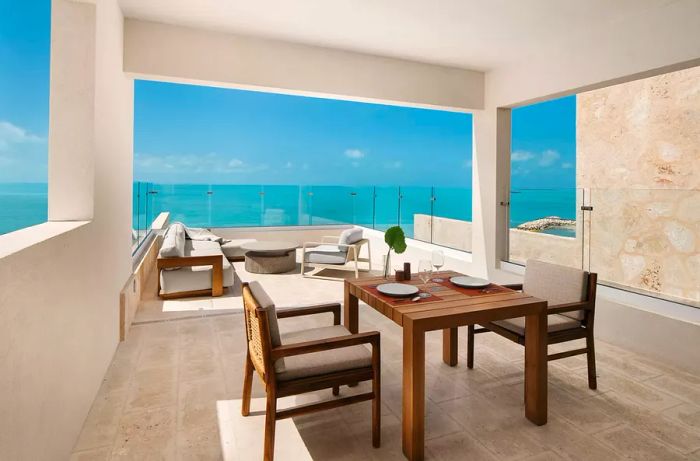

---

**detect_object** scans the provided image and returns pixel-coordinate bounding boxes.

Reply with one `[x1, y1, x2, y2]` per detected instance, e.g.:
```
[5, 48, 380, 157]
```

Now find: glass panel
[209, 184, 262, 228]
[507, 187, 584, 269]
[261, 185, 299, 226]
[373, 186, 399, 232]
[399, 186, 433, 240]
[431, 187, 473, 251]
[305, 186, 355, 225]
[589, 188, 699, 307]
[152, 184, 211, 227]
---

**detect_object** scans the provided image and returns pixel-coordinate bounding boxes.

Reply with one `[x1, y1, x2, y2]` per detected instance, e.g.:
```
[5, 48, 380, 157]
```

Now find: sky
[0, 0, 576, 189]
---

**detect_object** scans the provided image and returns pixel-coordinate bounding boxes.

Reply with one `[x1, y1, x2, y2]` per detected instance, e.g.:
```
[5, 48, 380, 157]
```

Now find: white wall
[123, 19, 485, 111]
[0, 1, 133, 459]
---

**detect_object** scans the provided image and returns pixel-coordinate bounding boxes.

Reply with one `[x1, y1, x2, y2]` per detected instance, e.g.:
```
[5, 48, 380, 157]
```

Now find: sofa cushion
[492, 314, 580, 336]
[275, 325, 372, 381]
[247, 281, 281, 348]
[338, 228, 363, 247]
[159, 223, 186, 258]
[186, 239, 223, 255]
[159, 256, 234, 294]
[304, 245, 348, 265]
[221, 239, 257, 259]
[524, 259, 588, 320]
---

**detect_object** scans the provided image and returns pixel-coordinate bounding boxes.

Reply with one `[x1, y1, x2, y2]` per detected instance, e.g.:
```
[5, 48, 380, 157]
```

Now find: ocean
[2, 183, 577, 238]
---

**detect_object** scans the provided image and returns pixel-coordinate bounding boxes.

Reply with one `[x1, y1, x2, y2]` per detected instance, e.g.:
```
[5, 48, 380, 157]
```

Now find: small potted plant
[383, 225, 407, 277]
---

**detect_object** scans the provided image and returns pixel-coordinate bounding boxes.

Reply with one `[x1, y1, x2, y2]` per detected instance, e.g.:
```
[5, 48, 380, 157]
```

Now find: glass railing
[143, 183, 474, 251]
[132, 181, 157, 253]
[588, 188, 699, 308]
[506, 188, 585, 270]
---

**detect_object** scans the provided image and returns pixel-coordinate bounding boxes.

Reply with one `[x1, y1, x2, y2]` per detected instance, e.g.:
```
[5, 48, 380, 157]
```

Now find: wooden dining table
[344, 271, 548, 461]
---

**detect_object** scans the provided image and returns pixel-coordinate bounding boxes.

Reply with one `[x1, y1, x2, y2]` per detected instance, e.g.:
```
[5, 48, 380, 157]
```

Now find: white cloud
[135, 152, 268, 176]
[538, 149, 560, 167]
[511, 150, 535, 162]
[344, 148, 365, 159]
[0, 121, 43, 151]
[561, 162, 574, 169]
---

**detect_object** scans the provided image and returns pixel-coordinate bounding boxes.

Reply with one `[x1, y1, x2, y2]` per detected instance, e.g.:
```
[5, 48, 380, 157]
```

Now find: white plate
[376, 283, 419, 298]
[450, 276, 490, 289]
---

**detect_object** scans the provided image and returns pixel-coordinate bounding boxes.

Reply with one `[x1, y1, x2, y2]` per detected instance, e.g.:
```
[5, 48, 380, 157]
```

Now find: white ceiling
[118, 0, 678, 71]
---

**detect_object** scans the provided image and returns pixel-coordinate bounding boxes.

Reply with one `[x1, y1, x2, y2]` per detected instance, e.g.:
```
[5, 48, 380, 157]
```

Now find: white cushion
[275, 325, 372, 381]
[304, 245, 348, 265]
[338, 228, 363, 247]
[159, 256, 235, 294]
[159, 223, 186, 258]
[221, 239, 257, 259]
[493, 314, 580, 336]
[524, 259, 588, 321]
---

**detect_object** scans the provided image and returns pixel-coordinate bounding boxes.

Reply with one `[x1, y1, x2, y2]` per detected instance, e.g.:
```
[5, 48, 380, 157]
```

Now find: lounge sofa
[157, 223, 235, 299]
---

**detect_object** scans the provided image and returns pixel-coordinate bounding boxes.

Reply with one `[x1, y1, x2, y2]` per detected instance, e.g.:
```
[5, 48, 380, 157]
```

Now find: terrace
[1, 1, 699, 461]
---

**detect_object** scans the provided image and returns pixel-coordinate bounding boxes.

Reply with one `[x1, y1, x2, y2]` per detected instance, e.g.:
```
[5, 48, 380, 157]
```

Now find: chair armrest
[503, 283, 523, 291]
[271, 331, 380, 360]
[547, 301, 592, 315]
[303, 242, 353, 249]
[276, 303, 341, 325]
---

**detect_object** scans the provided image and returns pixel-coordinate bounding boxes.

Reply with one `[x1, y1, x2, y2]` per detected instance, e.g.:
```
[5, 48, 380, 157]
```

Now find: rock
[516, 216, 576, 232]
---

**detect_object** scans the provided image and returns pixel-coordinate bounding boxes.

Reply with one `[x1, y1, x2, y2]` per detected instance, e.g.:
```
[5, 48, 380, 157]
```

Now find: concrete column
[471, 103, 512, 277]
[48, 0, 96, 221]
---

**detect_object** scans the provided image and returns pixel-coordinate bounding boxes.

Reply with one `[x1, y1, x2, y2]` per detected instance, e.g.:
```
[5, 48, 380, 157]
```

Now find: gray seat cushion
[304, 244, 348, 265]
[221, 239, 257, 259]
[275, 325, 372, 381]
[492, 314, 580, 336]
[524, 259, 588, 320]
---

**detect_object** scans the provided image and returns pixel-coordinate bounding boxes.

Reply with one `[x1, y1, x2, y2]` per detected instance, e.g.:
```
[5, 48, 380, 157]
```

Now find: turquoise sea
[2, 183, 577, 238]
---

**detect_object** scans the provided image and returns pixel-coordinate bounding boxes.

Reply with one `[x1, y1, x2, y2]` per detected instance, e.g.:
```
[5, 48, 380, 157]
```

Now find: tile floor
[70, 259, 700, 460]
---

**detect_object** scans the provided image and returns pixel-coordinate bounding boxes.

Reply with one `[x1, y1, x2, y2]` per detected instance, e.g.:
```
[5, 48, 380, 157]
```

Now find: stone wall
[578, 66, 699, 305]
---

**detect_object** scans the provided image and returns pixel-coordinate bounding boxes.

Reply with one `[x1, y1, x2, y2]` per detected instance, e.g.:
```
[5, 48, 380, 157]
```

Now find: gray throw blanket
[173, 222, 231, 244]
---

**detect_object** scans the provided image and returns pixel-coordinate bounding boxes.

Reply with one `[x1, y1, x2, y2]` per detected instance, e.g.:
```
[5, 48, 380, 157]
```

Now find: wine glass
[431, 250, 445, 282]
[418, 260, 433, 298]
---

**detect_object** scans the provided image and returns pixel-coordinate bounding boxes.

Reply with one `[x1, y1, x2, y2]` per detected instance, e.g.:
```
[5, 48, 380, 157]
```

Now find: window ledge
[0, 221, 90, 259]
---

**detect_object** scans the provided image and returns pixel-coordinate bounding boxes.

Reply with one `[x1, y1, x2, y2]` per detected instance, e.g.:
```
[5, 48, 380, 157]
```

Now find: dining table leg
[442, 327, 458, 366]
[524, 308, 548, 425]
[344, 286, 359, 334]
[402, 319, 425, 461]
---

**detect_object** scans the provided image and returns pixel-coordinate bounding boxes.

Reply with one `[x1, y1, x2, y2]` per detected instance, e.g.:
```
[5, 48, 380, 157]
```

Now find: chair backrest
[242, 282, 281, 382]
[523, 259, 596, 321]
[338, 228, 364, 250]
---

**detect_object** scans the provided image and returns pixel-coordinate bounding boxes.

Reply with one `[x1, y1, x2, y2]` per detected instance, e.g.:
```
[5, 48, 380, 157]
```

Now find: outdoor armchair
[301, 227, 372, 278]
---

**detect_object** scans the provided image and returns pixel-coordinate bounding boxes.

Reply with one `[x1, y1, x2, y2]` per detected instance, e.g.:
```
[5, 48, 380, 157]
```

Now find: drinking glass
[418, 260, 433, 298]
[431, 249, 445, 282]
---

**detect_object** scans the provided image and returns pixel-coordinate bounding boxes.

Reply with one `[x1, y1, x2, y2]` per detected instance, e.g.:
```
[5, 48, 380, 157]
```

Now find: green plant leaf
[384, 226, 407, 254]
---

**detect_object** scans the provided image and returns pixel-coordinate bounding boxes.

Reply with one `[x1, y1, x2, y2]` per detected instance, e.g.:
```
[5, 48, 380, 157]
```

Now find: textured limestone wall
[578, 66, 699, 305]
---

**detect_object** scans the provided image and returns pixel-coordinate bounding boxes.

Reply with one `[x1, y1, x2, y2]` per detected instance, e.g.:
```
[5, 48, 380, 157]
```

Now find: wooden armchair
[301, 236, 372, 278]
[467, 259, 599, 389]
[241, 281, 381, 460]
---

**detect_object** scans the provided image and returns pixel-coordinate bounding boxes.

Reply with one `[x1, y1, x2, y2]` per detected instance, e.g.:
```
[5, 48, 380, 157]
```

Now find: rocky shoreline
[516, 216, 576, 232]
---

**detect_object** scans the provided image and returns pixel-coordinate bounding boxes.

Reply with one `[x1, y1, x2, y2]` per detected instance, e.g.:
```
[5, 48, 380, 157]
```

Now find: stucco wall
[0, 1, 134, 459]
[578, 66, 700, 305]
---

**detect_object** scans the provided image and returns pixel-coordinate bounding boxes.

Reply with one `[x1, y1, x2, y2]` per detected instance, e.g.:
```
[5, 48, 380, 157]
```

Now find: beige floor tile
[112, 407, 177, 460]
[425, 432, 498, 461]
[69, 446, 112, 461]
[596, 424, 687, 461]
[126, 378, 178, 413]
[644, 373, 700, 404]
[74, 389, 128, 451]
[662, 403, 700, 431]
